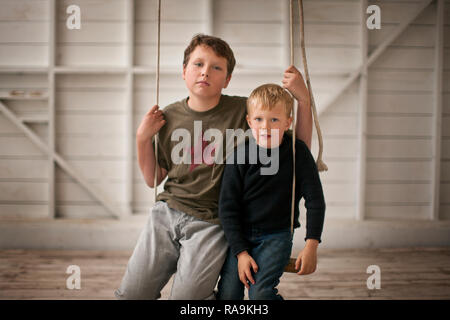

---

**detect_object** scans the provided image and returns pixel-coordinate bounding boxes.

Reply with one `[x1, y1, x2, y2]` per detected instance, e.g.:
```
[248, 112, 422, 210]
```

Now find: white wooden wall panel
[368, 116, 432, 136]
[371, 48, 435, 69]
[0, 0, 49, 66]
[319, 115, 358, 136]
[135, 0, 206, 67]
[0, 67, 49, 219]
[325, 93, 359, 113]
[56, 91, 126, 111]
[370, 25, 436, 47]
[56, 1, 127, 66]
[217, 23, 283, 45]
[0, 115, 19, 135]
[367, 183, 431, 203]
[0, 1, 49, 20]
[56, 204, 110, 219]
[135, 45, 186, 67]
[57, 46, 127, 67]
[322, 183, 356, 203]
[365, 0, 444, 222]
[6, 101, 48, 121]
[215, 0, 283, 22]
[134, 90, 187, 115]
[1, 136, 45, 156]
[57, 22, 126, 43]
[0, 22, 48, 42]
[367, 160, 432, 181]
[297, 24, 361, 46]
[56, 180, 126, 203]
[0, 155, 49, 217]
[136, 22, 206, 44]
[0, 73, 48, 89]
[57, 114, 125, 134]
[368, 70, 434, 91]
[311, 137, 359, 159]
[376, 0, 436, 24]
[0, 182, 48, 202]
[294, 47, 362, 72]
[53, 72, 126, 218]
[0, 204, 48, 219]
[58, 0, 126, 20]
[367, 139, 432, 158]
[365, 205, 430, 220]
[295, 1, 360, 23]
[320, 161, 357, 182]
[291, 0, 361, 75]
[55, 163, 128, 218]
[445, 71, 450, 91]
[0, 158, 48, 179]
[56, 136, 125, 158]
[135, 0, 206, 21]
[368, 93, 433, 114]
[134, 74, 186, 96]
[441, 140, 450, 158]
[28, 123, 48, 139]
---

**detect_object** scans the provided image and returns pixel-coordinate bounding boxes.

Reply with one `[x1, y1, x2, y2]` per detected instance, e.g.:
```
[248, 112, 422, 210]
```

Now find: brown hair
[183, 34, 236, 77]
[247, 83, 294, 118]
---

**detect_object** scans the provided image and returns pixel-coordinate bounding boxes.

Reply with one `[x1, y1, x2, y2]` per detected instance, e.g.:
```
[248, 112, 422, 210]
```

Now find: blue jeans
[217, 229, 293, 300]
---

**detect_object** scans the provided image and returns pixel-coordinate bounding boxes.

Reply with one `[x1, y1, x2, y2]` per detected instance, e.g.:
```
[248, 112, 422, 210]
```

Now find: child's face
[182, 45, 231, 101]
[246, 102, 292, 148]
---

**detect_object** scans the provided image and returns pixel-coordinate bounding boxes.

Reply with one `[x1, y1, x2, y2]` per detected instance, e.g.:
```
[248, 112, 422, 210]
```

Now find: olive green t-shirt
[155, 94, 249, 224]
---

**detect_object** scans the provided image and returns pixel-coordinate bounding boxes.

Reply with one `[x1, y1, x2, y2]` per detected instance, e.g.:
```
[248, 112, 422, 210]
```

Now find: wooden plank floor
[0, 247, 449, 300]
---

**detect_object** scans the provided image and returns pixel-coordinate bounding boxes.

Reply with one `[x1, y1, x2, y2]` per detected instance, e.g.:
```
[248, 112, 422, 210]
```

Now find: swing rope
[298, 0, 328, 173]
[154, 0, 161, 202]
[289, 0, 328, 232]
[289, 0, 297, 235]
[285, 0, 327, 273]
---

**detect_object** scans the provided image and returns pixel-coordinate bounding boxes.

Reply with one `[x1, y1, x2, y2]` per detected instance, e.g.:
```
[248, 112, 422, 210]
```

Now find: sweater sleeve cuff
[304, 236, 322, 244]
[231, 242, 251, 257]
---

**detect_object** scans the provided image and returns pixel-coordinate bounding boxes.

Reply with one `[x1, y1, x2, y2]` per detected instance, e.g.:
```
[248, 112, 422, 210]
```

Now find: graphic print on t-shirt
[186, 131, 217, 172]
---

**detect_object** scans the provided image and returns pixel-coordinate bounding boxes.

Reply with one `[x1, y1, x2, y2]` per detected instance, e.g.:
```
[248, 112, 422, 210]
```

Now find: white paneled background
[0, 0, 449, 249]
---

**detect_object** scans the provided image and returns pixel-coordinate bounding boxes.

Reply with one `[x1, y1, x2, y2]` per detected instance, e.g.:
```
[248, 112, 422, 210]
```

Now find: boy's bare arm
[295, 239, 319, 275]
[296, 99, 312, 150]
[282, 65, 313, 150]
[136, 105, 167, 188]
[136, 136, 167, 187]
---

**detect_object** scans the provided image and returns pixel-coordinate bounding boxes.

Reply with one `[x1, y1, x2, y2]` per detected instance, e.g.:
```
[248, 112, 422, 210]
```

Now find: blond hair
[247, 84, 294, 117]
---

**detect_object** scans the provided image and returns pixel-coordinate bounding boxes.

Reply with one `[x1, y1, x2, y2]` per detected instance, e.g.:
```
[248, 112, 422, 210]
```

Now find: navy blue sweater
[218, 134, 326, 256]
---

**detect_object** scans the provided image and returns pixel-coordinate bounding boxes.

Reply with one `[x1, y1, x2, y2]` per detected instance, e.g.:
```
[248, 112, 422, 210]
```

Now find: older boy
[217, 84, 325, 300]
[115, 34, 312, 300]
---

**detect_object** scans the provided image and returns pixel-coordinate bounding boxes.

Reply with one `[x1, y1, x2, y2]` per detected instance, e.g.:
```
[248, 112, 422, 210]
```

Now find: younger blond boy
[217, 84, 325, 300]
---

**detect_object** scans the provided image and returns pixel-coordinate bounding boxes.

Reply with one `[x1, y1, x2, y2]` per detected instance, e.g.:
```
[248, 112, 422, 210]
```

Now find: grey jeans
[114, 201, 228, 300]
